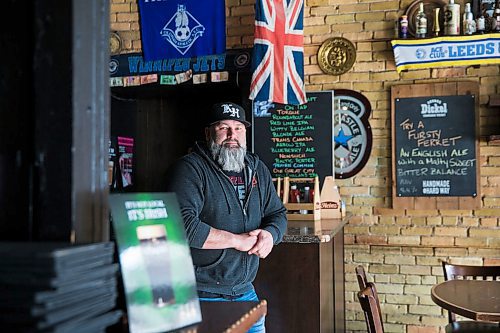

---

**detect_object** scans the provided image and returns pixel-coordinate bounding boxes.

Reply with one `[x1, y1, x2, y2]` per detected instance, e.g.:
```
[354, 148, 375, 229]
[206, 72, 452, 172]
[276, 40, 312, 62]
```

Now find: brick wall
[110, 1, 500, 332]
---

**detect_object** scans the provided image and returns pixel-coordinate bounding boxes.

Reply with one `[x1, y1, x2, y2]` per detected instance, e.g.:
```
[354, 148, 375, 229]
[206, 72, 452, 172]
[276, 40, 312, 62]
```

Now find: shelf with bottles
[396, 0, 500, 40]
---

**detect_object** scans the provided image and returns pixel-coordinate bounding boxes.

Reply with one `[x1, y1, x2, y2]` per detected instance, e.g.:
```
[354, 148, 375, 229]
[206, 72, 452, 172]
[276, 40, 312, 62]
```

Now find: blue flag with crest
[138, 0, 226, 61]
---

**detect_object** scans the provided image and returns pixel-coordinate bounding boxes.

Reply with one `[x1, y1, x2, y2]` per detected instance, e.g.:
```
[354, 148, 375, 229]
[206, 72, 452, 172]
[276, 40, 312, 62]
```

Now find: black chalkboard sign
[252, 91, 333, 183]
[394, 95, 476, 197]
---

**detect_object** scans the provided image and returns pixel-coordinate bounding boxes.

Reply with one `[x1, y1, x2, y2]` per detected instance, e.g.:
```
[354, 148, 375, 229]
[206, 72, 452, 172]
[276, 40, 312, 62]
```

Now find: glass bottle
[463, 3, 476, 35]
[400, 15, 409, 38]
[303, 186, 311, 203]
[476, 10, 486, 33]
[444, 0, 461, 35]
[289, 184, 300, 203]
[300, 186, 311, 214]
[416, 2, 428, 38]
[494, 0, 500, 32]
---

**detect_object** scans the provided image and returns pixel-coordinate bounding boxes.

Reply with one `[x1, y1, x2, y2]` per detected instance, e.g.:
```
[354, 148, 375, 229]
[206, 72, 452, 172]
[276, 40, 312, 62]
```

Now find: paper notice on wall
[117, 136, 134, 188]
[193, 73, 208, 84]
[123, 76, 142, 86]
[160, 75, 177, 85]
[110, 77, 124, 87]
[175, 69, 193, 84]
[140, 74, 158, 84]
[211, 71, 229, 82]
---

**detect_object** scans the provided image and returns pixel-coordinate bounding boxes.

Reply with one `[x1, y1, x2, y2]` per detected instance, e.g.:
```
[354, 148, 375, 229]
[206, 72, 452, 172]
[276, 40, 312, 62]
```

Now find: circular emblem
[109, 59, 119, 75]
[317, 37, 356, 75]
[333, 90, 372, 179]
[415, 48, 427, 59]
[234, 52, 250, 68]
[109, 32, 122, 55]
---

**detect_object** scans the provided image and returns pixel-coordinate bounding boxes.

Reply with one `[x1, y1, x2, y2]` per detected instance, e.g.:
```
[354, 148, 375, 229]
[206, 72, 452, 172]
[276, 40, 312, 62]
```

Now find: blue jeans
[199, 288, 265, 333]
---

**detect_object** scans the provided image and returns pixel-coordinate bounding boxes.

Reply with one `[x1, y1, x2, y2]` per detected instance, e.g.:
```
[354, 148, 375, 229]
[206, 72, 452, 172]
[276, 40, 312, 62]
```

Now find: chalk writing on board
[269, 97, 317, 177]
[394, 95, 476, 197]
[253, 91, 333, 182]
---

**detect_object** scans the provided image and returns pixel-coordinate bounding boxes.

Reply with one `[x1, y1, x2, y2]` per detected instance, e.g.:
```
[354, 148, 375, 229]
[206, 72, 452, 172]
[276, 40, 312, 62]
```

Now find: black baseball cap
[207, 102, 251, 128]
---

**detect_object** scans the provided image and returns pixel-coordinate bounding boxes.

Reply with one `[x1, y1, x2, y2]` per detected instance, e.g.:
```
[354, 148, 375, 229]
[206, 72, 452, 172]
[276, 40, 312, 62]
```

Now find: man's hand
[233, 233, 258, 252]
[247, 229, 274, 258]
[202, 228, 257, 251]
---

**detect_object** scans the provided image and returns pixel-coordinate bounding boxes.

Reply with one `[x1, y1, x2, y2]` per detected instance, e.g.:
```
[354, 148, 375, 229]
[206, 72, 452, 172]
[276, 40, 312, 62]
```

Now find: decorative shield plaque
[333, 90, 372, 179]
[317, 37, 356, 75]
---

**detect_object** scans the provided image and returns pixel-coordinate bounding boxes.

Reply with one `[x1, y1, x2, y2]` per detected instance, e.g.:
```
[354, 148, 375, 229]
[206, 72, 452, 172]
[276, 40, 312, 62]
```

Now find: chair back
[357, 282, 385, 333]
[356, 265, 368, 290]
[441, 261, 500, 322]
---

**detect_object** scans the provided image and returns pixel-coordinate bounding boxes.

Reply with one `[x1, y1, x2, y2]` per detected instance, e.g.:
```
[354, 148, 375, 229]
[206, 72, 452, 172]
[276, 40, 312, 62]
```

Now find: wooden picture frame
[391, 82, 480, 210]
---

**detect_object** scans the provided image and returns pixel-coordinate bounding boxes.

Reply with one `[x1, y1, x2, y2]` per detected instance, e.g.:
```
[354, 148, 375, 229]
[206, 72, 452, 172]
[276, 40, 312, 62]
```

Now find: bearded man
[165, 102, 287, 333]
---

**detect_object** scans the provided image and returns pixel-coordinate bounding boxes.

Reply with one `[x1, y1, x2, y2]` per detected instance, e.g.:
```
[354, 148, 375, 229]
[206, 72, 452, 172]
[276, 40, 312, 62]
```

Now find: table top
[282, 217, 348, 243]
[431, 280, 500, 322]
[174, 300, 267, 333]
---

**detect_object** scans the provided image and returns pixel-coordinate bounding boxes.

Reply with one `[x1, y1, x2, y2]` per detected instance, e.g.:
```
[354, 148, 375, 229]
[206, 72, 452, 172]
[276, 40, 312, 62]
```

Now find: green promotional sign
[110, 192, 201, 333]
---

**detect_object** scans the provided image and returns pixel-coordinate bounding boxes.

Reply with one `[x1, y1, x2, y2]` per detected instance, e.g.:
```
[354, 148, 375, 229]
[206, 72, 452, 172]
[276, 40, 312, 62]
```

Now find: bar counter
[283, 218, 348, 243]
[254, 217, 349, 333]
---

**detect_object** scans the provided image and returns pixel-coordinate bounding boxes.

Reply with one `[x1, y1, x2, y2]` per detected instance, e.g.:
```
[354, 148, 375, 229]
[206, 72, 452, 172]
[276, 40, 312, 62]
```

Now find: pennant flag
[138, 0, 226, 61]
[249, 0, 306, 105]
[391, 34, 500, 73]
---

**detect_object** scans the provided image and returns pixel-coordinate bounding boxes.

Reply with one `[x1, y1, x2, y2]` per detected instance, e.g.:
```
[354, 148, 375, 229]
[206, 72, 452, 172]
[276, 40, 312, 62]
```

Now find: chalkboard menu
[252, 91, 333, 183]
[394, 95, 476, 197]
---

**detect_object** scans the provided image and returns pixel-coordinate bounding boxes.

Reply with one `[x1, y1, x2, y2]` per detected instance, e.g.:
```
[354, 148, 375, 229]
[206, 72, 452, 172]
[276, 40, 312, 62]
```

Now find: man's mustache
[222, 139, 241, 147]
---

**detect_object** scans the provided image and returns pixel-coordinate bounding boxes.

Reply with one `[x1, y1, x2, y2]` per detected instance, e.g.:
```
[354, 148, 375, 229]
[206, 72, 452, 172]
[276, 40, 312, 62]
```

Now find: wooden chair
[355, 265, 368, 290]
[357, 282, 385, 333]
[441, 261, 500, 333]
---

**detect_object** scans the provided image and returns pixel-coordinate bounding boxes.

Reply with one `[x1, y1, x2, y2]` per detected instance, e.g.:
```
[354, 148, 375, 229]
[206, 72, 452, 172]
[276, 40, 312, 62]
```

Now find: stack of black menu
[0, 242, 123, 333]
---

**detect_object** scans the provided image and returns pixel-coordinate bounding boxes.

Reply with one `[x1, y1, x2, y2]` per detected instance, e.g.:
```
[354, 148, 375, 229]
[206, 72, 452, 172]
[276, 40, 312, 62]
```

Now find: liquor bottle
[415, 2, 428, 38]
[476, 10, 486, 33]
[400, 15, 409, 38]
[444, 0, 461, 35]
[289, 184, 300, 203]
[463, 3, 477, 35]
[494, 0, 500, 32]
[300, 186, 311, 214]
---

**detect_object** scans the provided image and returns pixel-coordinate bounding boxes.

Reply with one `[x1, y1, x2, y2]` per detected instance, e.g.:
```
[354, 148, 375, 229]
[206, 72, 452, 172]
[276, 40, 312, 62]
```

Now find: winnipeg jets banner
[138, 0, 225, 61]
[391, 34, 500, 73]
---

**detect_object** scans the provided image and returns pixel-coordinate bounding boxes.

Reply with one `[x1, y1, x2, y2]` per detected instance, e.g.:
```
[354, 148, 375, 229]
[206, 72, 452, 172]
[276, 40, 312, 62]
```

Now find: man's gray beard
[209, 140, 246, 172]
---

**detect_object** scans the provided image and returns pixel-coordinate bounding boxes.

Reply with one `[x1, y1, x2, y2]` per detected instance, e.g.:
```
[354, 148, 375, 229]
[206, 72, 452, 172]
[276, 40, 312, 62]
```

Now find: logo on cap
[221, 104, 240, 119]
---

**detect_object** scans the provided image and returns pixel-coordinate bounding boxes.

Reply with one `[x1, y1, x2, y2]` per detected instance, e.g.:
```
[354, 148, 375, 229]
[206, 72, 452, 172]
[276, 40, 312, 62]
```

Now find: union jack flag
[249, 0, 306, 105]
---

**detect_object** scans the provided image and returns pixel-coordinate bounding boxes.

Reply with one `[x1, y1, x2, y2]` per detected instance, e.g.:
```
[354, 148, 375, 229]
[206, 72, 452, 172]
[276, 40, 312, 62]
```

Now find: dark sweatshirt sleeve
[258, 162, 288, 245]
[165, 157, 211, 248]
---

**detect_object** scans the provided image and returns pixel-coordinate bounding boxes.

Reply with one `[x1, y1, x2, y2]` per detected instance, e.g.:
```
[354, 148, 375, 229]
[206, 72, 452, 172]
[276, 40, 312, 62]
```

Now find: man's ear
[205, 127, 210, 141]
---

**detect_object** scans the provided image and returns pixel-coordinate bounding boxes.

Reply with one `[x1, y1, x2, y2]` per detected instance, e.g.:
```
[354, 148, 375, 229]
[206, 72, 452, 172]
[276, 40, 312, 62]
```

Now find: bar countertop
[282, 217, 349, 243]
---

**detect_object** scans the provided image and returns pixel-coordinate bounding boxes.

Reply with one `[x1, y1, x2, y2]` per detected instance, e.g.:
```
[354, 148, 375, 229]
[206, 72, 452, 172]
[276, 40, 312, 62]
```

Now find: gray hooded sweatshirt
[165, 142, 287, 296]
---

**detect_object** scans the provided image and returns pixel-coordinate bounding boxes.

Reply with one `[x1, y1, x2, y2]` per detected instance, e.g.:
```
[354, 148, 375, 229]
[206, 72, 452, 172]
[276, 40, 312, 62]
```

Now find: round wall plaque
[317, 37, 356, 75]
[110, 32, 122, 55]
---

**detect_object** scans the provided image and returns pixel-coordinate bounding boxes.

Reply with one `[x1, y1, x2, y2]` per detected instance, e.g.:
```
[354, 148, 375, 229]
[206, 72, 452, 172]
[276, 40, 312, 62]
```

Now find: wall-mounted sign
[391, 82, 480, 210]
[394, 94, 477, 197]
[333, 90, 372, 179]
[252, 91, 334, 185]
[109, 49, 252, 78]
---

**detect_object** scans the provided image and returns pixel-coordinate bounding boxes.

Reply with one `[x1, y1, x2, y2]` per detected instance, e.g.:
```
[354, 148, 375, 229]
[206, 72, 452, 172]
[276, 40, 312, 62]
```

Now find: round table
[431, 280, 500, 322]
